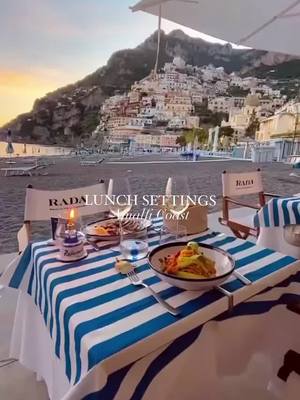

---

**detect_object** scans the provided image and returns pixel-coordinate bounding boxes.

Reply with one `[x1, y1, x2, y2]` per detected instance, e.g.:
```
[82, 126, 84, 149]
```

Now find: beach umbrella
[193, 135, 199, 161]
[131, 0, 300, 56]
[6, 130, 14, 156]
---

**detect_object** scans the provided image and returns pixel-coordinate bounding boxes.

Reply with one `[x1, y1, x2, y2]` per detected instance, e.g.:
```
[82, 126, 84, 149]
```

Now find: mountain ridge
[2, 29, 300, 144]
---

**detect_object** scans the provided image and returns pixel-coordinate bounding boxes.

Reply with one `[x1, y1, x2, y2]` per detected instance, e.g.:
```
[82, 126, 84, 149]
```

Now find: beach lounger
[286, 155, 300, 167]
[1, 163, 48, 177]
[290, 172, 300, 178]
[219, 169, 280, 239]
[285, 155, 300, 177]
[80, 158, 104, 166]
[1, 165, 38, 177]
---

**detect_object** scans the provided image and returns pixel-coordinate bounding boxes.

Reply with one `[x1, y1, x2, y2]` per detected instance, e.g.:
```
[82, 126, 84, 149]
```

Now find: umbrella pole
[291, 112, 299, 156]
[154, 5, 162, 76]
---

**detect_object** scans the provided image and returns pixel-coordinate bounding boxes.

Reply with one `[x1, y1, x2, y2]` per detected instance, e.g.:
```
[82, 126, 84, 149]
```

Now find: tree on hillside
[193, 99, 228, 128]
[220, 126, 234, 137]
[176, 135, 187, 148]
[80, 111, 100, 135]
[196, 128, 209, 145]
[210, 111, 229, 127]
[219, 126, 235, 150]
[184, 127, 208, 147]
[198, 110, 229, 127]
[245, 110, 260, 139]
[227, 86, 250, 97]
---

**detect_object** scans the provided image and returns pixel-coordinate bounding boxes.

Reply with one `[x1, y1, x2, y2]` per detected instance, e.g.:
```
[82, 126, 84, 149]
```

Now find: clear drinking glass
[54, 218, 67, 244]
[120, 228, 149, 261]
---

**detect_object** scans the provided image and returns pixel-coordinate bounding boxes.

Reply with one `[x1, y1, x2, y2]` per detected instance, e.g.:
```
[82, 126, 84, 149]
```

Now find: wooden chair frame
[18, 181, 107, 252]
[219, 169, 280, 239]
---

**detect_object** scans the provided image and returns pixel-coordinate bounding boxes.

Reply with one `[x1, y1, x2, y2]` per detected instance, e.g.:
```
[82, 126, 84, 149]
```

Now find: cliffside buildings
[97, 56, 295, 151]
[256, 102, 300, 156]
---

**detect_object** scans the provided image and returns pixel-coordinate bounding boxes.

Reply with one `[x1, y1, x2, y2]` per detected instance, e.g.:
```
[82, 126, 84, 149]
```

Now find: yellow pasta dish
[159, 241, 216, 279]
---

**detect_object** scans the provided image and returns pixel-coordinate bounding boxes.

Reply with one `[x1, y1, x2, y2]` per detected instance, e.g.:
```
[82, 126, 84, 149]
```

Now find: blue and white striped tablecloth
[1, 218, 299, 397]
[254, 197, 300, 228]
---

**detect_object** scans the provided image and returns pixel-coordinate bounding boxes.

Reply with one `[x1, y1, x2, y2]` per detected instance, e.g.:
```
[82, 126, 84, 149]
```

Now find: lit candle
[65, 208, 77, 243]
[67, 208, 76, 231]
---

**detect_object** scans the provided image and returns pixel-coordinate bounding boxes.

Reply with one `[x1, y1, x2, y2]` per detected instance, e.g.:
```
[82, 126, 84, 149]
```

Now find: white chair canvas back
[24, 183, 108, 221]
[222, 171, 264, 197]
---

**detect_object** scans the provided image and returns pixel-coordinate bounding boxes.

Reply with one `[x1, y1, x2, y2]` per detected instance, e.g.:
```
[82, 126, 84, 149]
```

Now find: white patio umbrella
[131, 0, 300, 57]
[6, 130, 14, 157]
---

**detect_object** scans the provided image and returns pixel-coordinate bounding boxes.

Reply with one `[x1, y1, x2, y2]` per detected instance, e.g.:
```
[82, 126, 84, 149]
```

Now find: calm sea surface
[0, 141, 70, 157]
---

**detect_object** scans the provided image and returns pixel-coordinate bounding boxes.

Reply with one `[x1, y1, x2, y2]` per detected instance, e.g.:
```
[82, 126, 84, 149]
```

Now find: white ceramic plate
[85, 218, 152, 241]
[148, 242, 235, 291]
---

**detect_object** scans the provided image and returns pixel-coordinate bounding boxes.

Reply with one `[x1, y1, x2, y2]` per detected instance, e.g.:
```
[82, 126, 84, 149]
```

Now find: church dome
[245, 94, 260, 107]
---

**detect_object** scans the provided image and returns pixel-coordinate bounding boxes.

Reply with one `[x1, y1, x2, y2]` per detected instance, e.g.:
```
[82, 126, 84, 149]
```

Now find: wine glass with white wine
[108, 177, 132, 229]
[165, 176, 190, 239]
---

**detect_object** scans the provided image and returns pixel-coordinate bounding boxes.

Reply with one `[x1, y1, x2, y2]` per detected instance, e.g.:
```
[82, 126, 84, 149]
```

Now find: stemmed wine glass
[108, 178, 149, 260]
[108, 178, 132, 240]
[164, 176, 190, 238]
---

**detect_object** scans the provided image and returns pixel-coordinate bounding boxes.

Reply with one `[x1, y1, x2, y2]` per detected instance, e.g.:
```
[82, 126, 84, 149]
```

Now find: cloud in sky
[0, 0, 236, 126]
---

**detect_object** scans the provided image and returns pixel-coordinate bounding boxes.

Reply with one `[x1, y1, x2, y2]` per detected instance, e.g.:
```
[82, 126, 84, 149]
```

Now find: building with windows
[208, 97, 232, 113]
[256, 105, 300, 143]
[166, 95, 194, 116]
[99, 58, 289, 152]
[228, 94, 261, 136]
[168, 117, 186, 129]
[129, 117, 153, 128]
[106, 116, 131, 130]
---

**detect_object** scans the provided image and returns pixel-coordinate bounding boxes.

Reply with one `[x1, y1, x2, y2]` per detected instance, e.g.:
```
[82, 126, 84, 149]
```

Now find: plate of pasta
[148, 241, 235, 291]
[85, 218, 151, 240]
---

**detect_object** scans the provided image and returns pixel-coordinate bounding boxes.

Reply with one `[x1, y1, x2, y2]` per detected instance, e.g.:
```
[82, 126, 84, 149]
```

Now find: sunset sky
[0, 0, 229, 127]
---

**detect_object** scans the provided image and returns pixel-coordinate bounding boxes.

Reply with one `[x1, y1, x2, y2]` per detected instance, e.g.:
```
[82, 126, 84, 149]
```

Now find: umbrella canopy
[6, 130, 14, 155]
[131, 0, 300, 56]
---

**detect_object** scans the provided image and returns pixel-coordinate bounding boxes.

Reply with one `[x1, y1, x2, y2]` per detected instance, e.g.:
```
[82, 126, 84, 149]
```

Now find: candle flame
[69, 208, 75, 220]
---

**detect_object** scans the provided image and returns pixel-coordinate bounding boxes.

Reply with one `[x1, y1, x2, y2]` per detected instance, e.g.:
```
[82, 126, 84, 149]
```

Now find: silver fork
[233, 270, 252, 286]
[127, 270, 180, 316]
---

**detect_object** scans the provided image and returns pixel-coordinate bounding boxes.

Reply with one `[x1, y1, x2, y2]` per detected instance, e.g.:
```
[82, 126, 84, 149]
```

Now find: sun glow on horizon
[0, 3, 248, 128]
[0, 68, 81, 127]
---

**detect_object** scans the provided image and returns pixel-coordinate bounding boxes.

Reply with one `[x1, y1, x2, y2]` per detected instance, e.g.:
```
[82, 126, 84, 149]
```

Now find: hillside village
[4, 28, 300, 153]
[95, 56, 300, 155]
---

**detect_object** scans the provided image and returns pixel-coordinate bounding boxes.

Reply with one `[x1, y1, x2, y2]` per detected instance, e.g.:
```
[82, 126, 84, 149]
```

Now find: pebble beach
[0, 154, 298, 254]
